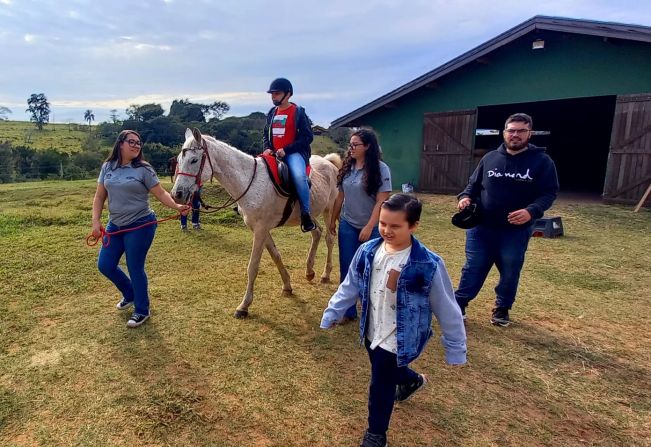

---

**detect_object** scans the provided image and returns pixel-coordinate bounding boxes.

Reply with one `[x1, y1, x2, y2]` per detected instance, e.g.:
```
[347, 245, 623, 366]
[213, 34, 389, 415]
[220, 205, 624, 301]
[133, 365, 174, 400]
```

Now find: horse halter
[174, 137, 259, 212]
[175, 140, 214, 189]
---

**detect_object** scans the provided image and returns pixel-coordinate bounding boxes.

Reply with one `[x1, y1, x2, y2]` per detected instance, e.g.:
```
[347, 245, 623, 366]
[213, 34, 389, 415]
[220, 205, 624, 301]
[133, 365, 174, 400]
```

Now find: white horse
[171, 128, 342, 318]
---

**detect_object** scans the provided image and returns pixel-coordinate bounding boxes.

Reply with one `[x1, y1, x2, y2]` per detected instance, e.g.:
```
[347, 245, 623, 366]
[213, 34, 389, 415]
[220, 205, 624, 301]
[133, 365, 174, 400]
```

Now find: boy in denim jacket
[321, 193, 467, 447]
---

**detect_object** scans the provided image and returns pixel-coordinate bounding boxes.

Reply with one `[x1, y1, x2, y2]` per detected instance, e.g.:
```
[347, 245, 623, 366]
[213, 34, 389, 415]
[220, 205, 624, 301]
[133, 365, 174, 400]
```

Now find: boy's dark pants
[365, 339, 419, 435]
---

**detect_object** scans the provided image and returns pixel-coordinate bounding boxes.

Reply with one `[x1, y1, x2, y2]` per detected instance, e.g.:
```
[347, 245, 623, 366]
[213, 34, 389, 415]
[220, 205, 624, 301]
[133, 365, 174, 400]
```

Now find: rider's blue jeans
[285, 152, 311, 215]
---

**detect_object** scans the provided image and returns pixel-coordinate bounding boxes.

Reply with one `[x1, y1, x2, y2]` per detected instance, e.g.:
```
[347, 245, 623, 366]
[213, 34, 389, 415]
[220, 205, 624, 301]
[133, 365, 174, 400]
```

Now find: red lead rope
[86, 213, 182, 248]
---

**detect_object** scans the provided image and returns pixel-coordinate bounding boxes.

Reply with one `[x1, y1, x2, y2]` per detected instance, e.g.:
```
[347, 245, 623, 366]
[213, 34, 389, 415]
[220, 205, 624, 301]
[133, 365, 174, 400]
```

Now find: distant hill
[0, 119, 343, 156]
[0, 120, 110, 153]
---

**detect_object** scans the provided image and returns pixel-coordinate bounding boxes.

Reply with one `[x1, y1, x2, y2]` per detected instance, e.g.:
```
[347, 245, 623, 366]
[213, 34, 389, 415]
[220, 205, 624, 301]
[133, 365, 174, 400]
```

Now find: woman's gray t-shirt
[98, 161, 159, 226]
[340, 161, 392, 229]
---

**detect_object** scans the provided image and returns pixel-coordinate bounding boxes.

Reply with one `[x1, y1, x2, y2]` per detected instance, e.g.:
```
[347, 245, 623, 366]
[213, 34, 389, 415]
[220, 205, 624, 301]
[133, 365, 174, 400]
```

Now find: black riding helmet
[267, 78, 293, 94]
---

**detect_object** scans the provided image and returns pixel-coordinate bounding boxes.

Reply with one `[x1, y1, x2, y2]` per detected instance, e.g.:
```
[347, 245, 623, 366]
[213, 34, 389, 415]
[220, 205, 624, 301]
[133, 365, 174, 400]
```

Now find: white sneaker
[126, 313, 150, 328]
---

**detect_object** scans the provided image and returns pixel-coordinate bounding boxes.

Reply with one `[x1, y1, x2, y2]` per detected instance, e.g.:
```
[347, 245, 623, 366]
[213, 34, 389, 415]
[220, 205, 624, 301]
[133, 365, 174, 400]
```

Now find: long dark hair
[336, 128, 383, 196]
[104, 130, 151, 169]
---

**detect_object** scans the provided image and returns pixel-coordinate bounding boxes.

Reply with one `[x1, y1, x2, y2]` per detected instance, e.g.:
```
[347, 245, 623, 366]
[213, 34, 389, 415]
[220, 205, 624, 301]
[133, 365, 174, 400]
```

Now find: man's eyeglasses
[348, 142, 365, 149]
[504, 129, 531, 135]
[126, 139, 142, 147]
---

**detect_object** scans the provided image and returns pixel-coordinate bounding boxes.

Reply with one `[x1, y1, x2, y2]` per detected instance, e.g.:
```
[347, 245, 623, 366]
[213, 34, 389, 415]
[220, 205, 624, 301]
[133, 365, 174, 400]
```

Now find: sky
[1, 0, 650, 127]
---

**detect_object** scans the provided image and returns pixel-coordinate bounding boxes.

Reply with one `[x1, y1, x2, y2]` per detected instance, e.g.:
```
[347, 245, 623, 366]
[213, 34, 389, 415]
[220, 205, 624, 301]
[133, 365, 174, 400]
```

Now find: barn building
[331, 16, 651, 204]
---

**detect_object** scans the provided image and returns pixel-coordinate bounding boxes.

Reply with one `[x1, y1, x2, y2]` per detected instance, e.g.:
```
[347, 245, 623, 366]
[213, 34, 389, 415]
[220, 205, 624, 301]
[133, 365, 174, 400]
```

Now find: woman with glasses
[91, 130, 189, 328]
[329, 128, 392, 322]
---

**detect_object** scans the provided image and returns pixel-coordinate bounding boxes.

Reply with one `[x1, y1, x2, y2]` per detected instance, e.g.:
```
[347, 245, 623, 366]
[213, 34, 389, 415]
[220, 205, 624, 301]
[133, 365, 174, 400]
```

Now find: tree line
[0, 94, 349, 184]
[0, 95, 259, 183]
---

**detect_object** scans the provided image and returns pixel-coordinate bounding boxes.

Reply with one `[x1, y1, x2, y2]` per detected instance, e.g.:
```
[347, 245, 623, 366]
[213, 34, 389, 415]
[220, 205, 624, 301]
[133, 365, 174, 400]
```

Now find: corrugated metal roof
[331, 16, 651, 127]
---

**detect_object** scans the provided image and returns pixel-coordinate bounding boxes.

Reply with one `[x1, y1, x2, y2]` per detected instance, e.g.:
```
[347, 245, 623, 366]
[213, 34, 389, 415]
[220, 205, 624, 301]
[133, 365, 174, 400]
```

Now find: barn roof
[331, 16, 651, 127]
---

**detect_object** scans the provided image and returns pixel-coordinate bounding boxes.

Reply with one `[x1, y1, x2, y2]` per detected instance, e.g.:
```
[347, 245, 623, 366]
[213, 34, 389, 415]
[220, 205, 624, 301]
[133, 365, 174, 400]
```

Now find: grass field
[0, 180, 649, 446]
[0, 120, 100, 153]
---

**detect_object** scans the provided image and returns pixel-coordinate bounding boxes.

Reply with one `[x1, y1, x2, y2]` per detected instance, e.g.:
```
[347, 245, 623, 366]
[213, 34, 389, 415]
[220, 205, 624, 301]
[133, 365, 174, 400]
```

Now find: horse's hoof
[320, 277, 331, 284]
[234, 310, 248, 319]
[282, 289, 293, 297]
[306, 272, 316, 282]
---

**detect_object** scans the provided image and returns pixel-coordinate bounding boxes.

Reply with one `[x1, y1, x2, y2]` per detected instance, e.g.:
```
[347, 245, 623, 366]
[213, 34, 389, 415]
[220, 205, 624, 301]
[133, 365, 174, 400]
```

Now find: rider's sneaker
[301, 213, 316, 232]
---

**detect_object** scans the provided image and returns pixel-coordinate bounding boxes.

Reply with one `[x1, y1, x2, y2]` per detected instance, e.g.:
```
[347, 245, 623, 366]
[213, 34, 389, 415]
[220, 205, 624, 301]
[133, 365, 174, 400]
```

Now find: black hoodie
[458, 143, 559, 228]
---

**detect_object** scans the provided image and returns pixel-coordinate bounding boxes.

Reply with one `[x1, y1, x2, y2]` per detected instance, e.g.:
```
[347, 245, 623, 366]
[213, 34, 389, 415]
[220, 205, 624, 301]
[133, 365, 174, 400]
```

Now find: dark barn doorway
[475, 96, 617, 194]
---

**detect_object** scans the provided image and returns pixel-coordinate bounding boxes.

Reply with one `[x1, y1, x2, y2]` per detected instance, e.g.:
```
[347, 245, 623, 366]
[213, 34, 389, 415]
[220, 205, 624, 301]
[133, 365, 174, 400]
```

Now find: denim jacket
[321, 236, 467, 367]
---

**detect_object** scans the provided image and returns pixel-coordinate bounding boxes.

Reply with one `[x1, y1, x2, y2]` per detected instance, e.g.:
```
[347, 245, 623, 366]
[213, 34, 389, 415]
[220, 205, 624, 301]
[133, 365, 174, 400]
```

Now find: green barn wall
[359, 32, 651, 189]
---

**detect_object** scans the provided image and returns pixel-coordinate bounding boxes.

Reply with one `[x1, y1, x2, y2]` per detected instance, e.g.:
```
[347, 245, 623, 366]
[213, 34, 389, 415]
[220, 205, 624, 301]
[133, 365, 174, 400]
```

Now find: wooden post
[634, 182, 651, 212]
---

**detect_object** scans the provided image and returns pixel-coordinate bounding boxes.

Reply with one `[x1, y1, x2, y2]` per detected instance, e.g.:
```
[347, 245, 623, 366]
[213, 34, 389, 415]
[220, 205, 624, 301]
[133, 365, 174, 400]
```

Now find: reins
[178, 140, 258, 214]
[86, 213, 182, 248]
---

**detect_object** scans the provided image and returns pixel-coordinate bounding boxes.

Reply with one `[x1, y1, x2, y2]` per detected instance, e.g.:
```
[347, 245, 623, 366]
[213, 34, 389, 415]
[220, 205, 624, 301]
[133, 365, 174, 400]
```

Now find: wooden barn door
[603, 94, 651, 204]
[420, 109, 476, 193]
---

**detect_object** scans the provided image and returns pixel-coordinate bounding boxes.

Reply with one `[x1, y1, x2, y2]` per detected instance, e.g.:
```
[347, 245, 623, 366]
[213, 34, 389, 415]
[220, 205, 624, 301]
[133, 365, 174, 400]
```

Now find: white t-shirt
[366, 243, 412, 353]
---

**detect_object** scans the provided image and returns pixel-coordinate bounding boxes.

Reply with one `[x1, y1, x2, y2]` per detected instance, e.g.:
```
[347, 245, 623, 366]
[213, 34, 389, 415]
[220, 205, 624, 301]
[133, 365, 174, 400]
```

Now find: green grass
[0, 120, 104, 153]
[0, 181, 649, 446]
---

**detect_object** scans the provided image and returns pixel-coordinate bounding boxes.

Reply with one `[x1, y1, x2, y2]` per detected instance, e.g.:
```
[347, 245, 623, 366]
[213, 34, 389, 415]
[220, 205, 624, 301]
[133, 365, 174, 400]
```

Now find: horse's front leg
[305, 221, 322, 282]
[234, 230, 267, 318]
[265, 232, 293, 296]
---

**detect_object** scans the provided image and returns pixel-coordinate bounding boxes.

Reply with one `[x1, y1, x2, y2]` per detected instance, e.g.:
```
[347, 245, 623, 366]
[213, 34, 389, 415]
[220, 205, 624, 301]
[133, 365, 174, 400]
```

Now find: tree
[125, 103, 164, 122]
[0, 106, 12, 121]
[26, 93, 50, 130]
[204, 101, 230, 120]
[169, 99, 206, 122]
[109, 109, 119, 123]
[169, 99, 230, 123]
[84, 109, 95, 131]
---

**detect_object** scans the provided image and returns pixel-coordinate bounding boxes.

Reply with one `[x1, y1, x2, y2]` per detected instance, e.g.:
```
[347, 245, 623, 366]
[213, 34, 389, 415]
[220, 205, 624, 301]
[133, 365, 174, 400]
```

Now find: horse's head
[171, 128, 213, 204]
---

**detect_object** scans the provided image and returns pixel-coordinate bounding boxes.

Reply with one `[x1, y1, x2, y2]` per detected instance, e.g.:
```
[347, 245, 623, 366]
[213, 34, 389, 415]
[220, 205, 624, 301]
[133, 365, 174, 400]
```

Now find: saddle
[258, 153, 312, 227]
[259, 153, 311, 197]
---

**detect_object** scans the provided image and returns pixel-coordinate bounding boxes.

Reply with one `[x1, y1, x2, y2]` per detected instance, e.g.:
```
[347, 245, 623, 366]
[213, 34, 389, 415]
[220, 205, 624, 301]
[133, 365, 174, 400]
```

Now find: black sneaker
[300, 213, 316, 232]
[491, 307, 510, 327]
[126, 313, 150, 328]
[116, 298, 133, 310]
[395, 373, 428, 402]
[360, 430, 387, 447]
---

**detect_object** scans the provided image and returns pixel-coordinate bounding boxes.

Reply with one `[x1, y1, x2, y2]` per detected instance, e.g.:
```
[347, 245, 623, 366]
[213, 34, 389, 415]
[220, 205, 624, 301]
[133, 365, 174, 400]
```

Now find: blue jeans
[365, 339, 419, 436]
[285, 152, 310, 215]
[455, 225, 532, 310]
[180, 192, 201, 226]
[338, 218, 380, 319]
[97, 213, 157, 316]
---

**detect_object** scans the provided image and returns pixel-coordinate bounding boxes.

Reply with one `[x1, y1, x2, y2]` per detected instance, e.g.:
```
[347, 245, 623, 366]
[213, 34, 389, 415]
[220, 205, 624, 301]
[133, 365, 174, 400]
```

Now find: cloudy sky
[1, 0, 650, 126]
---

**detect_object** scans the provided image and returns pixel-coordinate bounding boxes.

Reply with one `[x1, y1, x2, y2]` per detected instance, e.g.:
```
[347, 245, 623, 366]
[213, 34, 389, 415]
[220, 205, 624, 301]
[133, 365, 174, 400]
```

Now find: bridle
[175, 139, 258, 213]
[175, 140, 213, 188]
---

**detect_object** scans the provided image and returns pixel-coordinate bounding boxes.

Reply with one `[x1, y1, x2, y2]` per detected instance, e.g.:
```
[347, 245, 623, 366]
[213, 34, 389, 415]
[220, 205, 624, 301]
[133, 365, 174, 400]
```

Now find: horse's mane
[201, 135, 254, 160]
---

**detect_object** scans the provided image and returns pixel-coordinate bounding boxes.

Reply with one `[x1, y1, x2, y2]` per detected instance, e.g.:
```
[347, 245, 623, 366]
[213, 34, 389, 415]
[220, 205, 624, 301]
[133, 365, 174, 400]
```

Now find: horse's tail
[324, 153, 343, 170]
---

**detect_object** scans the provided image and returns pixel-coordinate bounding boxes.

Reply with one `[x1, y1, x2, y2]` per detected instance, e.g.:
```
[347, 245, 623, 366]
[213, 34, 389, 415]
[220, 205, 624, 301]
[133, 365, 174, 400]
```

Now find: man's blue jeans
[285, 152, 311, 215]
[338, 218, 380, 319]
[455, 225, 532, 310]
[98, 213, 157, 316]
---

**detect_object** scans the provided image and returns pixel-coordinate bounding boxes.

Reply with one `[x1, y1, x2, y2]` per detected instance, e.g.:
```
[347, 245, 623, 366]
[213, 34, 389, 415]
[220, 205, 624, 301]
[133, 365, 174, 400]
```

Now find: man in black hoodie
[455, 113, 559, 326]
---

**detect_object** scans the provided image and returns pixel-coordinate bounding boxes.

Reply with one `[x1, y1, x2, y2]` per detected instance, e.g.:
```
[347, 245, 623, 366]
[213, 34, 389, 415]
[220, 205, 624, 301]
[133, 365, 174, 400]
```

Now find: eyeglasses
[348, 142, 365, 149]
[126, 139, 142, 147]
[504, 129, 531, 135]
